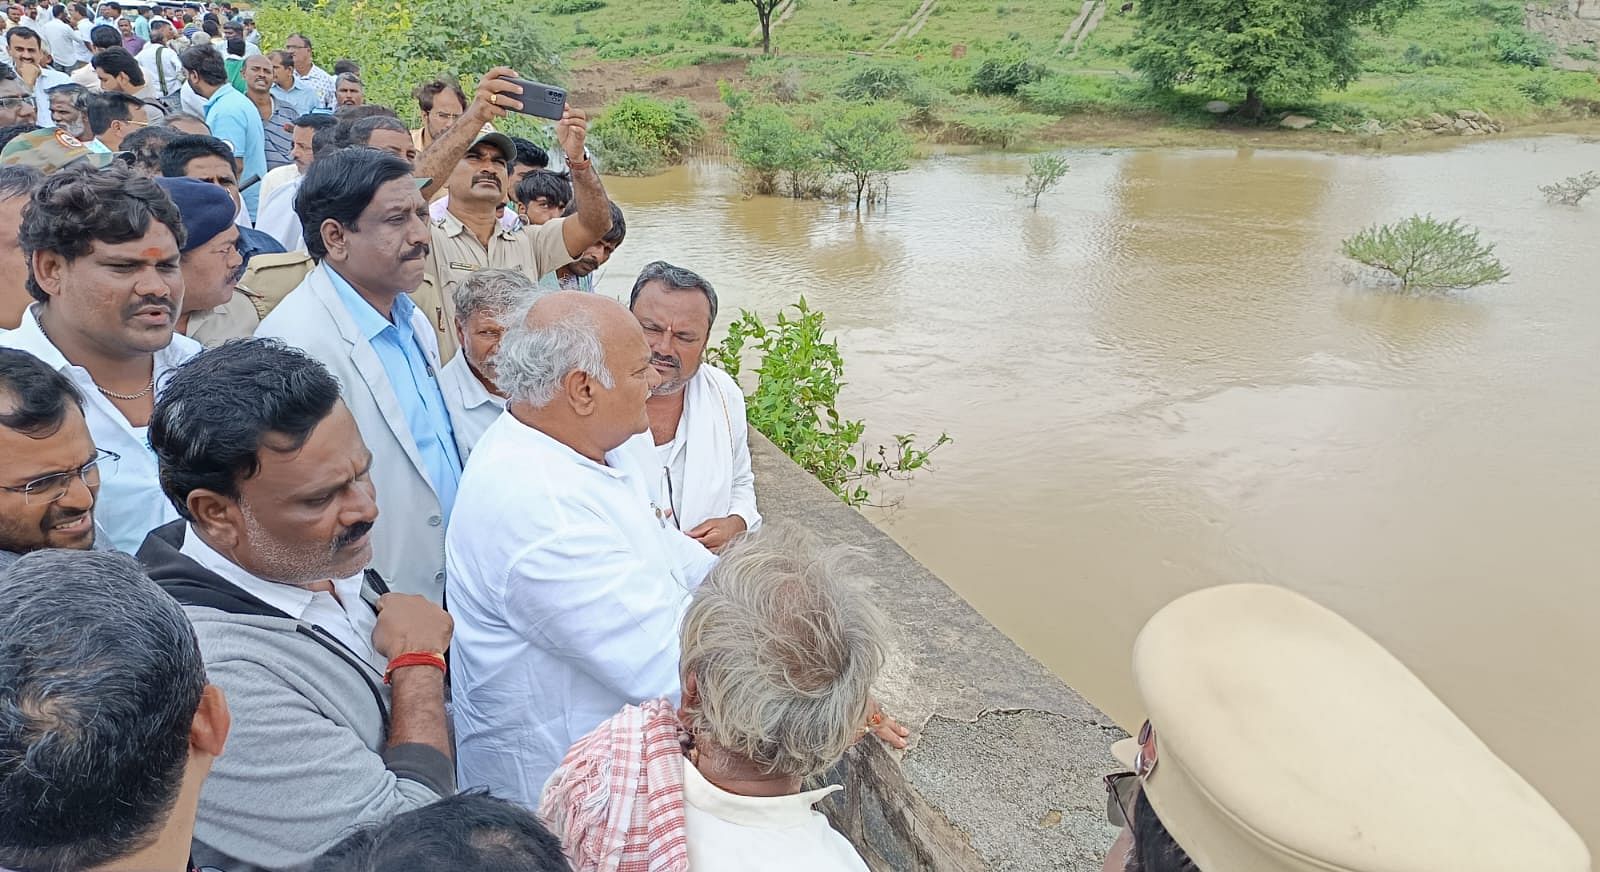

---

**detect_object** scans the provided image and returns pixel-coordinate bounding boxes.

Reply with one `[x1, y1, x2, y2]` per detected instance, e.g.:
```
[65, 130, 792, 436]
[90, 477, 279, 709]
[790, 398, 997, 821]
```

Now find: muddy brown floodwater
[599, 136, 1600, 852]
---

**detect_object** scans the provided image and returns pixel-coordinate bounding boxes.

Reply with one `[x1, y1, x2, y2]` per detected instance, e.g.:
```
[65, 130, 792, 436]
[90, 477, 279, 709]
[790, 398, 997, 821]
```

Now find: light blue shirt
[202, 84, 265, 218]
[270, 81, 316, 118]
[328, 268, 462, 517]
[131, 13, 149, 39]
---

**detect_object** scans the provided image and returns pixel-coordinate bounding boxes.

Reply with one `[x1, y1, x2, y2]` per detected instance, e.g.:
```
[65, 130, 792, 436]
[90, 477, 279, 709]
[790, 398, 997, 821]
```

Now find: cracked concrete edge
[751, 431, 1125, 870]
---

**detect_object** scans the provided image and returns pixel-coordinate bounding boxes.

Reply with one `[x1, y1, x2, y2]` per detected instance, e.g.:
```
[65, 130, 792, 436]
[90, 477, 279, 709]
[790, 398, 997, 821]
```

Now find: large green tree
[1128, 0, 1415, 120]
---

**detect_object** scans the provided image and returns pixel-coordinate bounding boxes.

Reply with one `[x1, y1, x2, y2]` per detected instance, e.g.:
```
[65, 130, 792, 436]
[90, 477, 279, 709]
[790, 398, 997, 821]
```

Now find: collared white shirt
[29, 66, 72, 127]
[446, 417, 718, 805]
[438, 353, 505, 460]
[178, 523, 385, 675]
[0, 304, 200, 552]
[682, 762, 868, 872]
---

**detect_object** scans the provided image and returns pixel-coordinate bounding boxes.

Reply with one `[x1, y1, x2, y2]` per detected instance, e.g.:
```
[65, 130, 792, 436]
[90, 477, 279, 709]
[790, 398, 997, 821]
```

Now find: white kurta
[446, 416, 718, 806]
[438, 353, 505, 460]
[654, 364, 760, 533]
[0, 304, 199, 552]
[682, 763, 869, 872]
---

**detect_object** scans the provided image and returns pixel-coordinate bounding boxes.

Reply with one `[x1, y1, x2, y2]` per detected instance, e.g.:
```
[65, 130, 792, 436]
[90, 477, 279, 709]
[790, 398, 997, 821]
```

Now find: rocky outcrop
[1526, 0, 1600, 71]
[1416, 109, 1505, 136]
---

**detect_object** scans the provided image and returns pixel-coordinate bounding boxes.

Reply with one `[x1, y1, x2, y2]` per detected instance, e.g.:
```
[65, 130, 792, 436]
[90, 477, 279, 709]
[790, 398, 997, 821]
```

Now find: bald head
[496, 292, 659, 460]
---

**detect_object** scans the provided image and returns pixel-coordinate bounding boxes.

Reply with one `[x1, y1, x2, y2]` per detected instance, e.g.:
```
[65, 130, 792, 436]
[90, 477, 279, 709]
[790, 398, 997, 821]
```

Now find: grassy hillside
[544, 0, 1600, 148]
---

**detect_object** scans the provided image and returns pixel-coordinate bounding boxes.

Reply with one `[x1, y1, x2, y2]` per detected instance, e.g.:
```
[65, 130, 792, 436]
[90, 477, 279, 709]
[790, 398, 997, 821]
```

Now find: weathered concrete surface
[749, 431, 1123, 871]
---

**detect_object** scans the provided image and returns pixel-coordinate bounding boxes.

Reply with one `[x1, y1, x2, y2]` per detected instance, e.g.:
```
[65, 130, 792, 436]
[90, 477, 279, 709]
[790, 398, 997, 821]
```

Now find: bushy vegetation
[725, 101, 825, 195]
[711, 298, 949, 507]
[589, 94, 705, 175]
[724, 89, 911, 204]
[1017, 153, 1069, 209]
[256, 0, 560, 126]
[817, 101, 915, 209]
[970, 54, 1047, 96]
[1342, 215, 1510, 291]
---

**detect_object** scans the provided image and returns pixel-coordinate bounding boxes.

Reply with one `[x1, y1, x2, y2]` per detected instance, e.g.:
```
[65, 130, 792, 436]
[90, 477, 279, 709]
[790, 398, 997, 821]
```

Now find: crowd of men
[0, 7, 1593, 872]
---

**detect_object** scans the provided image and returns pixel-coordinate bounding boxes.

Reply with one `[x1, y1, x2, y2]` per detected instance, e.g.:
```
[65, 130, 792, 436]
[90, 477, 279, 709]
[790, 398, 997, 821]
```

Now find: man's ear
[186, 489, 242, 552]
[319, 218, 346, 262]
[563, 368, 595, 416]
[30, 250, 66, 300]
[190, 683, 229, 758]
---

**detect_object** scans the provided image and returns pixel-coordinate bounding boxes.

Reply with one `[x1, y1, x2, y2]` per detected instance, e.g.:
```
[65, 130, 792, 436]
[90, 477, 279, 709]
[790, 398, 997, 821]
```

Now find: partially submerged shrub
[1539, 171, 1600, 205]
[1342, 215, 1509, 291]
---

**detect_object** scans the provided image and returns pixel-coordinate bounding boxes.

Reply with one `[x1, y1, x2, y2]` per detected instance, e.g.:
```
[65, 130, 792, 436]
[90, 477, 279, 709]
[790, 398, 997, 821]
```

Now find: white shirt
[29, 65, 71, 127]
[257, 161, 299, 208]
[438, 353, 505, 460]
[136, 40, 182, 95]
[178, 523, 386, 674]
[446, 417, 718, 805]
[682, 763, 868, 872]
[0, 304, 200, 552]
[255, 173, 305, 251]
[39, 17, 83, 67]
[652, 365, 761, 534]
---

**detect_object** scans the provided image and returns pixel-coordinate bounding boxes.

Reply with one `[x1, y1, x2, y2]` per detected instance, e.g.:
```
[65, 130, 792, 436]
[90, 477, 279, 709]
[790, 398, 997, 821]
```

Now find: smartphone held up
[502, 78, 568, 121]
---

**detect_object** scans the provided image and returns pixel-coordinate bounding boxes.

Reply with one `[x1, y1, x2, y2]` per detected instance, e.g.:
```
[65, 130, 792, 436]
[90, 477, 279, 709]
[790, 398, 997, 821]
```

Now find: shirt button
[428, 515, 441, 526]
[434, 570, 445, 583]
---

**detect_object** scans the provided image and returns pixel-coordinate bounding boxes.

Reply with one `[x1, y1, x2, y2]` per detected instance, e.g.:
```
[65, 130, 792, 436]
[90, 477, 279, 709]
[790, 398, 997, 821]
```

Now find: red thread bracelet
[384, 651, 447, 685]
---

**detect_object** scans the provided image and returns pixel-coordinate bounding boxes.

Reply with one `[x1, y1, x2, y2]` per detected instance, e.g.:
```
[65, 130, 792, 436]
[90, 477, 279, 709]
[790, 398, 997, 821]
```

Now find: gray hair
[336, 72, 363, 88]
[451, 267, 539, 324]
[628, 260, 718, 330]
[492, 304, 614, 408]
[679, 523, 887, 779]
[153, 111, 206, 130]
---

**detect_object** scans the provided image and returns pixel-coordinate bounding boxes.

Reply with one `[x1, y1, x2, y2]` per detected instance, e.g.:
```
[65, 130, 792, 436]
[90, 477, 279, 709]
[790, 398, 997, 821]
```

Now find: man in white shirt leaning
[0, 161, 196, 554]
[628, 260, 759, 553]
[446, 291, 718, 804]
[439, 267, 542, 460]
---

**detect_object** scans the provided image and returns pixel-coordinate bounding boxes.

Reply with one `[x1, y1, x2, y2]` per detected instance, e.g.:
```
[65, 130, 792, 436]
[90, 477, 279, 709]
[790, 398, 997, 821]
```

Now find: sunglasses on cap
[1103, 719, 1158, 829]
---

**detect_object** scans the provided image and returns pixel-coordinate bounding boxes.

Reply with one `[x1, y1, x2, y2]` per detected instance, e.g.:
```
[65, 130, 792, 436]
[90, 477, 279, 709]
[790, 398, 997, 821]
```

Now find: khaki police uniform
[420, 211, 573, 362]
[184, 289, 262, 348]
[1109, 584, 1590, 872]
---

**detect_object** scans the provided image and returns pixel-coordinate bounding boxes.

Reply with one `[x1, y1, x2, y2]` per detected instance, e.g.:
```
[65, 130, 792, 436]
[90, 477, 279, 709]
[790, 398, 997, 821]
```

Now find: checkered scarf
[539, 697, 690, 872]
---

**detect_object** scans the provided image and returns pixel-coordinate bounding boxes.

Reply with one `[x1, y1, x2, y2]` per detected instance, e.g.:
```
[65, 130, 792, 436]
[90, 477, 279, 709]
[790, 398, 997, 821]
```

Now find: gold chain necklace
[36, 316, 156, 401]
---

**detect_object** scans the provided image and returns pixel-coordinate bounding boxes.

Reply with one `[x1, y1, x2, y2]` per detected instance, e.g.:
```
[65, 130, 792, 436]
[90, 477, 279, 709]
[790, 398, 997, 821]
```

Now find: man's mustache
[333, 520, 373, 550]
[400, 243, 429, 261]
[650, 353, 680, 370]
[41, 505, 90, 534]
[124, 295, 175, 319]
[474, 173, 502, 189]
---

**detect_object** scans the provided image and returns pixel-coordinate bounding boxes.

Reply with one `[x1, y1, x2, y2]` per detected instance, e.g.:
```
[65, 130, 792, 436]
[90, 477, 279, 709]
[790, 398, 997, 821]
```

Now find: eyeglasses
[0, 449, 119, 505]
[0, 95, 36, 108]
[1103, 719, 1159, 828]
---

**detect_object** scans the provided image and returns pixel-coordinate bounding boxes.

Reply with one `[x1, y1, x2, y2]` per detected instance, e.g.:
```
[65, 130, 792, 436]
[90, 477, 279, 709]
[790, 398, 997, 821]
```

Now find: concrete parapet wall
[748, 431, 1124, 871]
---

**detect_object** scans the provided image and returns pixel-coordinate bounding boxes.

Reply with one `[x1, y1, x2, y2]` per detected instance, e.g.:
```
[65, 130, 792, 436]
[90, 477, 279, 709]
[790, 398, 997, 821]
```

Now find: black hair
[511, 136, 547, 170]
[0, 164, 41, 202]
[413, 75, 465, 113]
[88, 23, 118, 50]
[561, 200, 626, 247]
[294, 112, 339, 132]
[513, 170, 571, 210]
[199, 18, 217, 37]
[332, 103, 394, 124]
[312, 791, 572, 872]
[19, 163, 184, 303]
[158, 133, 231, 178]
[311, 119, 342, 158]
[346, 114, 407, 148]
[90, 46, 144, 86]
[150, 338, 341, 520]
[0, 550, 205, 872]
[0, 123, 38, 152]
[1126, 790, 1200, 872]
[0, 346, 82, 437]
[85, 91, 141, 137]
[119, 124, 181, 175]
[179, 44, 225, 86]
[331, 58, 358, 76]
[628, 260, 718, 329]
[294, 146, 412, 261]
[3, 25, 39, 48]
[51, 3, 64, 15]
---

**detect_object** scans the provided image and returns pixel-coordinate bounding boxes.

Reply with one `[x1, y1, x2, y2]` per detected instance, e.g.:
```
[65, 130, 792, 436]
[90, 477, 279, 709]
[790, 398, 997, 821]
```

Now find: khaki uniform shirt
[184, 289, 263, 348]
[421, 212, 573, 362]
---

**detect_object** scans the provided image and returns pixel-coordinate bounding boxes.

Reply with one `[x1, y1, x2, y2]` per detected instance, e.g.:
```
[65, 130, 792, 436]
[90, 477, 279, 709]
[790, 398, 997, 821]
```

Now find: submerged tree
[1342, 215, 1509, 292]
[1539, 171, 1600, 205]
[818, 102, 913, 210]
[1017, 153, 1070, 209]
[1128, 0, 1417, 120]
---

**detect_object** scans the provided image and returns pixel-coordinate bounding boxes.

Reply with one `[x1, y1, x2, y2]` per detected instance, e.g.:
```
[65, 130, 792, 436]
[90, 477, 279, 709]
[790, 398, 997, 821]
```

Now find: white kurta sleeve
[727, 386, 761, 530]
[502, 525, 690, 703]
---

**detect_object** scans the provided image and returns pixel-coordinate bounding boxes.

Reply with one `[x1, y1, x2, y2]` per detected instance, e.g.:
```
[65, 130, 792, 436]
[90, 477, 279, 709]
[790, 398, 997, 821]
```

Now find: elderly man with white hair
[628, 261, 759, 553]
[540, 523, 887, 872]
[445, 290, 721, 805]
[438, 267, 542, 459]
